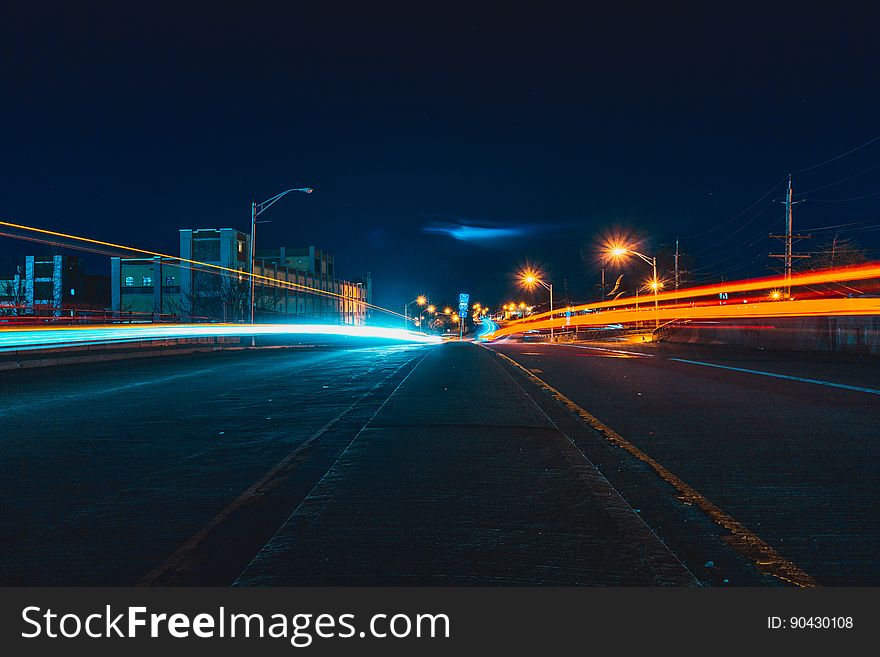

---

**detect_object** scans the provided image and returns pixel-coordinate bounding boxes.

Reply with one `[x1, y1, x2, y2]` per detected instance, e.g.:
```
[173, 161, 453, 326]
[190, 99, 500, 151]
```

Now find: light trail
[485, 296, 880, 340]
[0, 220, 408, 321]
[0, 323, 441, 352]
[505, 263, 880, 327]
[476, 316, 499, 340]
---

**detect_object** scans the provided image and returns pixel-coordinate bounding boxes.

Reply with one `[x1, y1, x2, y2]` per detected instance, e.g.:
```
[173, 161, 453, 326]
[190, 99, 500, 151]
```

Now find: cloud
[423, 219, 562, 244]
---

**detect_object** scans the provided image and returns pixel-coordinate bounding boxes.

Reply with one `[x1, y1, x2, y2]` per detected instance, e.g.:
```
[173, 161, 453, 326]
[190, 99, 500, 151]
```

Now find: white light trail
[0, 323, 441, 352]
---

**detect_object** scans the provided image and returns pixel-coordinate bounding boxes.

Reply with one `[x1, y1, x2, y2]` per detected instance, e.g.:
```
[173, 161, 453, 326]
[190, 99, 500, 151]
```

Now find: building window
[165, 276, 175, 285]
[142, 276, 152, 286]
[238, 241, 244, 254]
[125, 276, 134, 287]
[70, 288, 75, 296]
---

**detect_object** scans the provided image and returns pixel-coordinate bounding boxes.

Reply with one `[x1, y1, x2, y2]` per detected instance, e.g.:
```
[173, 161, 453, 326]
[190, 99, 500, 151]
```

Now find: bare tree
[811, 232, 867, 270]
[176, 270, 251, 322]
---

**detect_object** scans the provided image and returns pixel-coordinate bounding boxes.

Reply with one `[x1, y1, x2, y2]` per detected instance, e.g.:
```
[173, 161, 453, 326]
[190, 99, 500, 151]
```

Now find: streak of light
[485, 296, 880, 340]
[505, 263, 880, 326]
[0, 323, 442, 352]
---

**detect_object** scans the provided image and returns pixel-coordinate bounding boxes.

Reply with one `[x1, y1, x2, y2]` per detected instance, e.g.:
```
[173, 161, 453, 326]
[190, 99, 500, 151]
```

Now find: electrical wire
[791, 135, 880, 175]
[679, 176, 788, 239]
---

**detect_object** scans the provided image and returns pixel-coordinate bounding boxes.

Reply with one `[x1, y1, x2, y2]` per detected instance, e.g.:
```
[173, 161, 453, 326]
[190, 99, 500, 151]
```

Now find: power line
[791, 134, 880, 175]
[689, 201, 778, 254]
[798, 162, 880, 195]
[807, 189, 880, 203]
[680, 176, 788, 239]
[798, 220, 875, 231]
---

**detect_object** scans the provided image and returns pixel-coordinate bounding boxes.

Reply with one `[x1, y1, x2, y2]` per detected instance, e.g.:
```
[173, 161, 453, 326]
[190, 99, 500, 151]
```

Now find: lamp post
[421, 304, 436, 333]
[609, 246, 660, 329]
[519, 270, 554, 341]
[404, 295, 428, 331]
[249, 187, 313, 330]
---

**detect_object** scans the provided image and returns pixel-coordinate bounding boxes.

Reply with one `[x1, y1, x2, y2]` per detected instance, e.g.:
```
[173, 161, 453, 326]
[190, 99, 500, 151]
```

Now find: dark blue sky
[3, 3, 880, 311]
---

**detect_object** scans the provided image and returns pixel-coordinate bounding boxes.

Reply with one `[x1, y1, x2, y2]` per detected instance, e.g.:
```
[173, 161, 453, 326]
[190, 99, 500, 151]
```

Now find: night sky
[3, 3, 880, 312]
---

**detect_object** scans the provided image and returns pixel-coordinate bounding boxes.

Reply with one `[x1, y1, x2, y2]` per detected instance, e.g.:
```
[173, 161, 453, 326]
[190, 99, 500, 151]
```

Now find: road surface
[2, 339, 876, 585]
[487, 339, 880, 586]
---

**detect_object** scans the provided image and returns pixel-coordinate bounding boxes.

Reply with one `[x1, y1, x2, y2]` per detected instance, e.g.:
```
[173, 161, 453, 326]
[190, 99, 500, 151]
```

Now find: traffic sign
[459, 293, 469, 304]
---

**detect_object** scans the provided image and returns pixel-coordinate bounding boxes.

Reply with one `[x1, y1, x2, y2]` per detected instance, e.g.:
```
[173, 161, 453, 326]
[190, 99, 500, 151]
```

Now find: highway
[1, 339, 877, 586]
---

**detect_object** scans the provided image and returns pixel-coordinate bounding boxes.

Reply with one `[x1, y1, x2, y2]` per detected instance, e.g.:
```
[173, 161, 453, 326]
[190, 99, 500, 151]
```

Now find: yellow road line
[490, 348, 819, 588]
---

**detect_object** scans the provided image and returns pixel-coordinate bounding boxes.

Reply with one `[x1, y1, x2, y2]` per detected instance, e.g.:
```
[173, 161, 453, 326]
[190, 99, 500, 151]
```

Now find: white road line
[669, 358, 880, 396]
[547, 343, 654, 358]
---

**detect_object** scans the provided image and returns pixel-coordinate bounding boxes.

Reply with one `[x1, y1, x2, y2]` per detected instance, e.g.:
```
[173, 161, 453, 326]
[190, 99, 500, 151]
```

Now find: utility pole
[249, 201, 257, 326]
[674, 238, 680, 291]
[770, 174, 810, 298]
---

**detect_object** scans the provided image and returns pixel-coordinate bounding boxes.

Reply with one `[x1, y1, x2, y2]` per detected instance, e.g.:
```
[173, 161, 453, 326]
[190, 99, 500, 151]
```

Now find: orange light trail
[0, 219, 406, 320]
[505, 263, 880, 327]
[486, 296, 880, 339]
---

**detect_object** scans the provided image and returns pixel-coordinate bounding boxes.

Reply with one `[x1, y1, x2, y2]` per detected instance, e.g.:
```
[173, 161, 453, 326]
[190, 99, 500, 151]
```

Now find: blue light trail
[0, 324, 441, 352]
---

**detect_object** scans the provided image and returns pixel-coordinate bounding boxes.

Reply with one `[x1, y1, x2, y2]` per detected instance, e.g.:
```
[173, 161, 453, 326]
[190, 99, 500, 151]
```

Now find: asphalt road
[1, 341, 695, 586]
[0, 344, 428, 585]
[3, 338, 877, 586]
[487, 339, 880, 586]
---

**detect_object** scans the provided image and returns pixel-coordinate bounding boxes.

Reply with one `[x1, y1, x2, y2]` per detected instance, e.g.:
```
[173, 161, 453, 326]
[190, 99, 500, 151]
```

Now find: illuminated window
[165, 276, 175, 285]
[124, 276, 134, 287]
[238, 241, 244, 254]
[142, 276, 152, 286]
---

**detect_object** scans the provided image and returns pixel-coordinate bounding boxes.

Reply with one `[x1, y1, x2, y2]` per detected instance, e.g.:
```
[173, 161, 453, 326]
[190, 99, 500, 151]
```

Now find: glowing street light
[443, 306, 452, 315]
[518, 268, 554, 341]
[607, 243, 660, 328]
[404, 294, 430, 331]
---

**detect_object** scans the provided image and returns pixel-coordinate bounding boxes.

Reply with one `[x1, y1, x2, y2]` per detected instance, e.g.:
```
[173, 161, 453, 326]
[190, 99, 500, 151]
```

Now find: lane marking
[489, 348, 699, 585]
[669, 358, 880, 396]
[489, 347, 818, 588]
[545, 343, 655, 358]
[140, 351, 427, 586]
[232, 350, 429, 585]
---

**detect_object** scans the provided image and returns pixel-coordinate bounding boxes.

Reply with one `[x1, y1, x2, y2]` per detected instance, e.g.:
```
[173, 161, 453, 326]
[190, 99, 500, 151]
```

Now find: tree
[810, 232, 867, 270]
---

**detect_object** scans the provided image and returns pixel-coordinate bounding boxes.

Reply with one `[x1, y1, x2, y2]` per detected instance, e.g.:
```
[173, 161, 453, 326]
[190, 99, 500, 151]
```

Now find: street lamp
[404, 295, 428, 331]
[250, 187, 313, 328]
[608, 244, 660, 329]
[421, 304, 436, 332]
[518, 268, 554, 341]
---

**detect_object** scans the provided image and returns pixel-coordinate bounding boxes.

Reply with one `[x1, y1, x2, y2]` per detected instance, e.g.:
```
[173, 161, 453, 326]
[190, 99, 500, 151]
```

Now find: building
[1, 255, 95, 316]
[110, 256, 189, 319]
[111, 229, 371, 324]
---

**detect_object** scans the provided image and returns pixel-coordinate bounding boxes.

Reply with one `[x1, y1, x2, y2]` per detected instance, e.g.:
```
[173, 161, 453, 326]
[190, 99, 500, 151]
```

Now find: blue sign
[459, 293, 469, 304]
